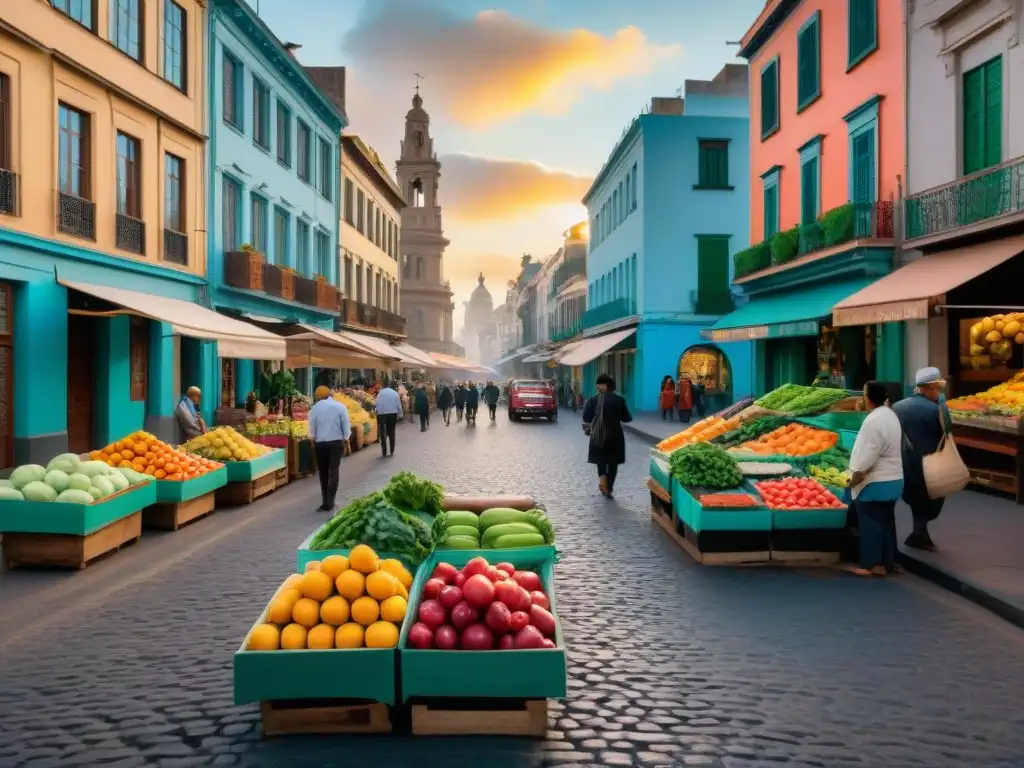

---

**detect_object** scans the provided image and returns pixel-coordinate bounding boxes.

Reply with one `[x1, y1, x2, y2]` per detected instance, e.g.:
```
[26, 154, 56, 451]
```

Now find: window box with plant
[294, 273, 318, 306]
[225, 244, 265, 291]
[314, 275, 340, 310]
[277, 265, 297, 301]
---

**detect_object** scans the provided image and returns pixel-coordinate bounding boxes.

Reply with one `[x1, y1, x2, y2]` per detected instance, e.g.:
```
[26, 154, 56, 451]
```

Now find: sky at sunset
[254, 0, 764, 330]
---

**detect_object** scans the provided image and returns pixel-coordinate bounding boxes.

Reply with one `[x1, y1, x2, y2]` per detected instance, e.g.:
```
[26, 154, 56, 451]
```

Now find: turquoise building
[573, 65, 755, 413]
[207, 0, 346, 407]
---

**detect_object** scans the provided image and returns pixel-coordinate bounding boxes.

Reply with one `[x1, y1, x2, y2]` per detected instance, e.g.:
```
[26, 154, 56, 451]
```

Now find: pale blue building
[575, 65, 755, 413]
[207, 0, 345, 411]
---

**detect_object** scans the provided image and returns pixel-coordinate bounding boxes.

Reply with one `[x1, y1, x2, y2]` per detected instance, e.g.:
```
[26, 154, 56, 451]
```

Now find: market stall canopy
[390, 342, 437, 368]
[60, 279, 286, 360]
[431, 352, 491, 373]
[491, 345, 537, 367]
[832, 234, 1024, 326]
[522, 350, 556, 363]
[708, 277, 875, 342]
[558, 328, 637, 367]
[285, 338, 386, 369]
[287, 324, 393, 366]
[337, 330, 417, 364]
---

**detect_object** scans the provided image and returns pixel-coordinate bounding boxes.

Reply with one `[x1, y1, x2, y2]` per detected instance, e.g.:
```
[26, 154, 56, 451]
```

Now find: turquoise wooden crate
[233, 587, 397, 706]
[670, 477, 694, 530]
[398, 548, 567, 701]
[296, 525, 420, 573]
[225, 450, 286, 482]
[796, 411, 866, 433]
[648, 453, 671, 491]
[673, 481, 771, 534]
[155, 466, 228, 503]
[771, 508, 847, 530]
[0, 480, 156, 535]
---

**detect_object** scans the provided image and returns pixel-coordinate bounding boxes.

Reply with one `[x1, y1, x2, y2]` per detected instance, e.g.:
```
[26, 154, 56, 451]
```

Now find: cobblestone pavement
[2, 414, 1024, 768]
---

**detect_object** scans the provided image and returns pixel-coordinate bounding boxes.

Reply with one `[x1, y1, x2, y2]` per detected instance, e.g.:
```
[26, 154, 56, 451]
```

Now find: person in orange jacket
[659, 376, 676, 420]
[677, 376, 694, 423]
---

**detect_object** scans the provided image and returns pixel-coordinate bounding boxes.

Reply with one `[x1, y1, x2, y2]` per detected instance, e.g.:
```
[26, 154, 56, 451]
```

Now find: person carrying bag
[582, 374, 632, 499]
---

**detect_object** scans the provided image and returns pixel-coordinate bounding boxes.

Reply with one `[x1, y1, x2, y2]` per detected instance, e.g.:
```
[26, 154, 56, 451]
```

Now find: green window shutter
[983, 56, 1003, 168]
[696, 236, 732, 314]
[797, 16, 820, 109]
[848, 0, 877, 67]
[963, 65, 983, 174]
[801, 157, 818, 224]
[760, 61, 778, 138]
[852, 129, 875, 204]
[698, 142, 729, 187]
[763, 185, 778, 238]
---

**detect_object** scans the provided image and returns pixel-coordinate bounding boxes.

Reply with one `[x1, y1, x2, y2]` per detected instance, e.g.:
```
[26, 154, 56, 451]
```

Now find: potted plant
[314, 273, 340, 310]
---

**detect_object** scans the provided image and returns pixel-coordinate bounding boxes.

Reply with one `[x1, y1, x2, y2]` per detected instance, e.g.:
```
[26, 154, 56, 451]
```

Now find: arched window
[415, 257, 423, 280]
[678, 345, 730, 396]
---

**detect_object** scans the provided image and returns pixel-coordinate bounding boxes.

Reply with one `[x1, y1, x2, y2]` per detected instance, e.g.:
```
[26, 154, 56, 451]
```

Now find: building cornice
[738, 0, 803, 60]
[342, 135, 406, 211]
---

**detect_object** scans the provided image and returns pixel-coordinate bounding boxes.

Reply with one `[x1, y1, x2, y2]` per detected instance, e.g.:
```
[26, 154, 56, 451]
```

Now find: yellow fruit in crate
[380, 559, 412, 589]
[971, 323, 984, 342]
[351, 596, 380, 626]
[986, 330, 1003, 343]
[1005, 321, 1022, 338]
[292, 597, 321, 628]
[970, 343, 986, 356]
[982, 317, 996, 333]
[365, 621, 400, 649]
[349, 544, 380, 574]
[335, 569, 366, 600]
[307, 623, 335, 650]
[281, 623, 308, 650]
[319, 555, 350, 581]
[380, 595, 407, 623]
[320, 595, 351, 625]
[996, 320, 1006, 332]
[366, 571, 398, 601]
[304, 560, 321, 572]
[300, 570, 334, 601]
[1016, 333, 1024, 345]
[267, 596, 297, 624]
[335, 622, 365, 648]
[395, 581, 409, 600]
[247, 623, 280, 651]
[283, 574, 303, 590]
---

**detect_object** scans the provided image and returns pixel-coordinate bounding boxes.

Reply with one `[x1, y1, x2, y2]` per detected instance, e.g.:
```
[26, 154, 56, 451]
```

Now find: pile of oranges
[738, 423, 837, 457]
[656, 415, 742, 453]
[90, 430, 222, 481]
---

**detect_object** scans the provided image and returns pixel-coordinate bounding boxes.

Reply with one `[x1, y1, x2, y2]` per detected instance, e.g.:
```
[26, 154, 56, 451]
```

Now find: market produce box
[225, 449, 286, 483]
[0, 479, 156, 535]
[752, 477, 848, 530]
[670, 479, 771, 533]
[796, 412, 866, 433]
[398, 548, 567, 701]
[296, 525, 422, 574]
[155, 466, 228, 503]
[648, 453, 671, 492]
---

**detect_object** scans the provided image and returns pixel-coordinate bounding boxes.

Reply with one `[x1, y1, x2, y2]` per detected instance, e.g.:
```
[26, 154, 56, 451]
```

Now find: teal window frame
[315, 228, 332, 279]
[847, 0, 878, 72]
[273, 206, 290, 267]
[296, 218, 311, 275]
[696, 139, 732, 189]
[760, 56, 780, 140]
[250, 193, 268, 259]
[222, 50, 243, 131]
[221, 174, 242, 252]
[761, 165, 781, 239]
[797, 11, 821, 112]
[844, 96, 881, 203]
[252, 76, 271, 151]
[631, 163, 638, 210]
[962, 55, 1003, 175]
[798, 135, 822, 224]
[276, 100, 292, 168]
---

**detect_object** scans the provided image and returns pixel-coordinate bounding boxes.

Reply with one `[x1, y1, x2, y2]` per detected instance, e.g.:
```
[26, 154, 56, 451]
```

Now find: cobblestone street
[1, 415, 1024, 768]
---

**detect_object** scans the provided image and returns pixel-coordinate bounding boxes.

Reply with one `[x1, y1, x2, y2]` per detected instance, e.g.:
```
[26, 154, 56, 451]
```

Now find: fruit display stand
[398, 547, 566, 736]
[216, 449, 287, 506]
[144, 466, 228, 531]
[0, 480, 156, 569]
[663, 478, 772, 565]
[948, 414, 1024, 501]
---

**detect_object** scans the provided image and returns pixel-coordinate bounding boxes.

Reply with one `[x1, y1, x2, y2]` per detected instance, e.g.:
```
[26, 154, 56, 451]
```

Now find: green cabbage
[21, 481, 58, 502]
[44, 469, 70, 493]
[10, 464, 46, 490]
[55, 489, 94, 504]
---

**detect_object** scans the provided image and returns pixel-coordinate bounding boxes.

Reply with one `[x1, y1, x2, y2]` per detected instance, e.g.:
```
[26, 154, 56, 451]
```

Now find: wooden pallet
[649, 506, 771, 566]
[274, 467, 289, 488]
[259, 699, 391, 736]
[216, 472, 277, 506]
[410, 698, 548, 737]
[3, 511, 142, 570]
[143, 492, 215, 531]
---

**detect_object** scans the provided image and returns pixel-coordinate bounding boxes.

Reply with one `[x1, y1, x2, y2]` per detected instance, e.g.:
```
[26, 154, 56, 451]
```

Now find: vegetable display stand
[648, 452, 671, 493]
[144, 467, 227, 531]
[289, 438, 317, 480]
[769, 506, 846, 564]
[217, 450, 287, 506]
[0, 480, 155, 570]
[295, 527, 420, 573]
[664, 479, 771, 565]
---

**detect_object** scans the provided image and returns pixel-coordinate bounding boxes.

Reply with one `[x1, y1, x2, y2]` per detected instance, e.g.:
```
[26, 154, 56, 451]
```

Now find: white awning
[337, 330, 413, 363]
[287, 325, 393, 367]
[390, 342, 437, 368]
[522, 350, 555, 363]
[558, 328, 637, 367]
[61, 279, 286, 360]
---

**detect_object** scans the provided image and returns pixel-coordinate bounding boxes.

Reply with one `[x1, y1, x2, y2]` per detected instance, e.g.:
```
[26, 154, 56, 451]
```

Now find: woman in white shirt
[848, 380, 904, 577]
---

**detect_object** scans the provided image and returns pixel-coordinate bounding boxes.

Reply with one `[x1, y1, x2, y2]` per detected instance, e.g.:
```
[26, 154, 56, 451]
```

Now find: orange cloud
[342, 1, 679, 127]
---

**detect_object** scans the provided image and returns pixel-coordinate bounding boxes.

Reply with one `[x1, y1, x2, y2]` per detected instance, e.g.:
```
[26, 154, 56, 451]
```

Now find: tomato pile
[753, 476, 844, 509]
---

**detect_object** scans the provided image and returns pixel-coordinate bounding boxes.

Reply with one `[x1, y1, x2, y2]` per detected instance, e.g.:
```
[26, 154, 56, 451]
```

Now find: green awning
[706, 277, 876, 342]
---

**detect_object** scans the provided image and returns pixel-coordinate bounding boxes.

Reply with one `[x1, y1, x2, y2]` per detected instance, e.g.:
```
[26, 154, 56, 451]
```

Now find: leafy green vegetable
[669, 443, 744, 490]
[383, 471, 445, 517]
[754, 385, 850, 414]
[712, 416, 790, 448]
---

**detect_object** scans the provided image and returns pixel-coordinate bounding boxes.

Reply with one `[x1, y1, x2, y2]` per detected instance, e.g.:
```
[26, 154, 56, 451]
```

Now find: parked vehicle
[508, 380, 558, 422]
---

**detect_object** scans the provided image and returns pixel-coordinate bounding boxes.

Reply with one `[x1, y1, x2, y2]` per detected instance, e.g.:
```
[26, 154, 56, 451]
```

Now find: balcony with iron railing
[551, 322, 582, 342]
[0, 168, 18, 216]
[341, 297, 406, 335]
[224, 247, 340, 313]
[548, 256, 586, 297]
[580, 297, 636, 330]
[56, 191, 96, 241]
[904, 155, 1024, 246]
[115, 213, 145, 255]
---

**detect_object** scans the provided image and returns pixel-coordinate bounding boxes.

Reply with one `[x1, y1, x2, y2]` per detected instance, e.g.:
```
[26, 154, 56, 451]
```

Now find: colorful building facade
[713, 0, 905, 394]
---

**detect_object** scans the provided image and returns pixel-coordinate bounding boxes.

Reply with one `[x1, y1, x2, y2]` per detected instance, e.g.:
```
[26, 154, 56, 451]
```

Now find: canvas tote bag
[917, 407, 970, 499]
[588, 394, 608, 450]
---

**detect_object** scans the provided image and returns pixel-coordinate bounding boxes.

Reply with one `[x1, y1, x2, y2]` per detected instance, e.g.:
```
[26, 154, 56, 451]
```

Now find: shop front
[677, 344, 736, 416]
[560, 328, 637, 410]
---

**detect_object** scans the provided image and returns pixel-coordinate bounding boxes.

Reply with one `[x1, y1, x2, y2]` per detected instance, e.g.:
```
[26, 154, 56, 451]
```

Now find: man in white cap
[891, 366, 951, 550]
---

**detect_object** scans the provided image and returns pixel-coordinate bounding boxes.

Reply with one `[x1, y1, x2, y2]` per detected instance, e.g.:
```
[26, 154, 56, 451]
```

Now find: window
[162, 0, 186, 90]
[58, 104, 90, 199]
[375, 210, 382, 248]
[222, 176, 240, 251]
[624, 176, 631, 215]
[297, 120, 311, 182]
[760, 58, 780, 139]
[356, 189, 365, 233]
[415, 257, 423, 280]
[343, 178, 354, 223]
[631, 163, 638, 210]
[801, 156, 819, 224]
[762, 168, 780, 239]
[0, 284, 12, 469]
[222, 51, 241, 129]
[317, 137, 332, 199]
[845, 98, 879, 206]
[252, 77, 270, 150]
[129, 317, 148, 402]
[797, 12, 821, 111]
[115, 132, 141, 219]
[697, 140, 730, 188]
[111, 0, 142, 61]
[297, 220, 310, 275]
[275, 100, 291, 166]
[963, 56, 1002, 175]
[163, 153, 186, 264]
[274, 207, 289, 266]
[250, 194, 267, 257]
[0, 74, 11, 217]
[612, 190, 618, 228]
[847, 0, 877, 70]
[315, 228, 331, 278]
[51, 0, 94, 30]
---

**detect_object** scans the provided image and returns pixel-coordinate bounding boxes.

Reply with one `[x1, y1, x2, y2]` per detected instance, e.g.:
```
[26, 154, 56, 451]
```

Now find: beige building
[340, 135, 405, 337]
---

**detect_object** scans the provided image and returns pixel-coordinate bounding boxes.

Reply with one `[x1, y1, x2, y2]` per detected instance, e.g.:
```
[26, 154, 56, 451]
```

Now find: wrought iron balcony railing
[0, 169, 18, 216]
[115, 213, 145, 255]
[580, 297, 635, 330]
[904, 156, 1024, 243]
[163, 228, 188, 265]
[57, 192, 96, 240]
[548, 257, 586, 297]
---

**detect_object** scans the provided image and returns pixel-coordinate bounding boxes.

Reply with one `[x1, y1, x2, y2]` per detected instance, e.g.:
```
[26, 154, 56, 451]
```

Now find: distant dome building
[462, 273, 494, 363]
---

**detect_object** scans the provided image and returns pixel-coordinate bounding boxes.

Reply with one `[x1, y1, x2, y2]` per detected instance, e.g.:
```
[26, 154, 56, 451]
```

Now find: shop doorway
[67, 314, 95, 454]
[678, 345, 732, 412]
[765, 337, 818, 391]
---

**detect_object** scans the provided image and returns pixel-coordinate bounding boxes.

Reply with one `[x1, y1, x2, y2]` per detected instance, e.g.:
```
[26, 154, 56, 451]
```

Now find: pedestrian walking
[659, 376, 675, 420]
[568, 381, 578, 413]
[454, 382, 466, 422]
[892, 367, 955, 551]
[677, 376, 694, 423]
[374, 380, 402, 457]
[438, 384, 454, 426]
[483, 380, 500, 421]
[413, 382, 430, 431]
[582, 373, 633, 499]
[848, 381, 904, 577]
[308, 385, 351, 512]
[465, 381, 480, 425]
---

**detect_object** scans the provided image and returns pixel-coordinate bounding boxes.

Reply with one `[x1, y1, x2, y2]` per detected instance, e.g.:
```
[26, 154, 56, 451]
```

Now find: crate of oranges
[735, 423, 838, 458]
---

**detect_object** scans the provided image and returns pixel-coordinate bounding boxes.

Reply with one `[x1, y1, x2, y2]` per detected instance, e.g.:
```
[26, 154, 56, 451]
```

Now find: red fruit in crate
[495, 562, 516, 575]
[463, 574, 496, 608]
[529, 591, 550, 610]
[485, 602, 512, 634]
[432, 562, 458, 584]
[438, 585, 463, 610]
[512, 571, 541, 592]
[463, 557, 491, 578]
[493, 579, 520, 608]
[541, 638, 556, 649]
[418, 599, 447, 629]
[454, 571, 468, 589]
[460, 623, 494, 650]
[408, 622, 434, 649]
[434, 624, 458, 650]
[509, 610, 530, 632]
[498, 634, 515, 650]
[450, 600, 479, 630]
[528, 605, 557, 637]
[486, 566, 503, 582]
[423, 578, 446, 600]
[508, 585, 533, 613]
[513, 625, 545, 649]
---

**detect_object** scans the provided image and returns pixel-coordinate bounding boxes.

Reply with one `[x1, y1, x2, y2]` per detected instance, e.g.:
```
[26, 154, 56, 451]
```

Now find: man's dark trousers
[378, 413, 398, 456]
[314, 439, 344, 510]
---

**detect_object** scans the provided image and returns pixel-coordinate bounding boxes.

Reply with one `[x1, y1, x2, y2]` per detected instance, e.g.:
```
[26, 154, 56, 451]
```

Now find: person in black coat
[464, 382, 480, 425]
[437, 384, 454, 426]
[453, 383, 467, 422]
[483, 380, 501, 421]
[582, 373, 633, 498]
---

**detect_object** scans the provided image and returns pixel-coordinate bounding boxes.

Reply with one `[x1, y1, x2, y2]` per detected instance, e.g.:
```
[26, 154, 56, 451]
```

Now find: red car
[507, 380, 558, 422]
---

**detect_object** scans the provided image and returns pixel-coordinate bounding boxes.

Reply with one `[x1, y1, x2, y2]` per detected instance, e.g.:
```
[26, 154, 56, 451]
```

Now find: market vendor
[175, 386, 206, 440]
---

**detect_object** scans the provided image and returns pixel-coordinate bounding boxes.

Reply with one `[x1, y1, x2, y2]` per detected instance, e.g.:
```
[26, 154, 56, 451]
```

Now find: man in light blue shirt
[308, 386, 352, 511]
[374, 381, 403, 458]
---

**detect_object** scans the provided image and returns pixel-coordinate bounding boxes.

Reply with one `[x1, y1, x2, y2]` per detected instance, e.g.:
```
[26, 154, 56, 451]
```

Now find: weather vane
[414, 72, 426, 94]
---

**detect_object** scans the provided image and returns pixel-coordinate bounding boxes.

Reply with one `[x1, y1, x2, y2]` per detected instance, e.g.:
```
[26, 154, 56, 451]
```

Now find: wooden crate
[3, 511, 141, 570]
[143, 492, 215, 531]
[649, 504, 771, 566]
[274, 467, 289, 487]
[260, 699, 391, 737]
[216, 471, 277, 506]
[410, 698, 548, 737]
